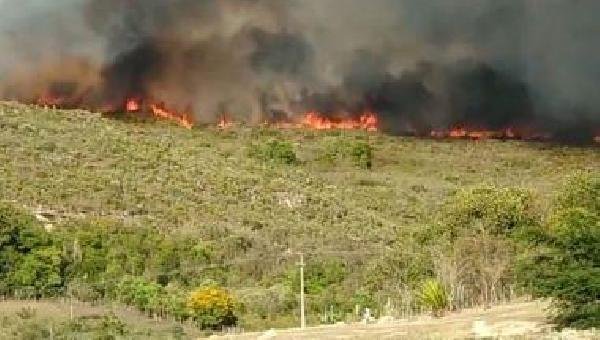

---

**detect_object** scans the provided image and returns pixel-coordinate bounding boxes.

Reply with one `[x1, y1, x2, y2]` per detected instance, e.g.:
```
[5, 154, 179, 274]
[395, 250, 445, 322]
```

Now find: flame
[37, 92, 64, 107]
[28, 92, 600, 142]
[431, 126, 525, 140]
[429, 126, 568, 142]
[122, 98, 194, 129]
[126, 98, 140, 112]
[301, 112, 378, 131]
[218, 115, 234, 129]
[149, 102, 194, 129]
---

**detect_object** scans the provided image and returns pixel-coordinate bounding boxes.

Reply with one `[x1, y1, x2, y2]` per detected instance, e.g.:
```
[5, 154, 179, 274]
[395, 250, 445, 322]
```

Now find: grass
[0, 299, 203, 339]
[1, 101, 598, 257]
[0, 101, 598, 330]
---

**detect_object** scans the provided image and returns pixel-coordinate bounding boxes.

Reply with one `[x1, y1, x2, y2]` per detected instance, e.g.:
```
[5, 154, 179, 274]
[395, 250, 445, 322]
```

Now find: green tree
[10, 247, 63, 296]
[0, 203, 63, 297]
[517, 172, 600, 328]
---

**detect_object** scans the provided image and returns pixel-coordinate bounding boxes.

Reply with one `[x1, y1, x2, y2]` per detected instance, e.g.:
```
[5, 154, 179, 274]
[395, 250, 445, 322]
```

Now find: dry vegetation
[0, 102, 598, 336]
[0, 299, 203, 339]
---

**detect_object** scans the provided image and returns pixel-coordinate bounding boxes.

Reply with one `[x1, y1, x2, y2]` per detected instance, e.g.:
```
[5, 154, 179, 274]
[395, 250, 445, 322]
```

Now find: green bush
[116, 276, 164, 315]
[285, 260, 347, 295]
[250, 140, 297, 165]
[321, 140, 374, 169]
[418, 279, 449, 317]
[0, 203, 63, 297]
[349, 142, 373, 169]
[517, 172, 600, 328]
[422, 186, 538, 308]
[436, 186, 537, 239]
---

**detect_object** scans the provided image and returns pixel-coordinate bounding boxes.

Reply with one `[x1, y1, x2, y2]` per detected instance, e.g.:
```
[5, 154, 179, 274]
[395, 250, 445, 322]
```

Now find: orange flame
[431, 126, 524, 140]
[37, 93, 64, 107]
[126, 98, 140, 112]
[122, 98, 194, 129]
[301, 112, 378, 131]
[217, 115, 234, 129]
[149, 102, 194, 129]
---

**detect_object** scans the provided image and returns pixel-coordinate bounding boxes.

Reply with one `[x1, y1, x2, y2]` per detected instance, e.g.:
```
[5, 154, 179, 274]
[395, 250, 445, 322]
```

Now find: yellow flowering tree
[187, 286, 237, 330]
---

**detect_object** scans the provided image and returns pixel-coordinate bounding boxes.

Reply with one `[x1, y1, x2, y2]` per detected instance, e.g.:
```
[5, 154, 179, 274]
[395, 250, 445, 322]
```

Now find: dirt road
[213, 302, 553, 339]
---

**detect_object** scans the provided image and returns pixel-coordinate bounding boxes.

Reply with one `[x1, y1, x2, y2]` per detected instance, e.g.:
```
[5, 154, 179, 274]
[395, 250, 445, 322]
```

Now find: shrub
[116, 276, 164, 315]
[517, 172, 600, 328]
[422, 187, 538, 308]
[349, 142, 373, 169]
[99, 313, 127, 337]
[16, 307, 36, 320]
[250, 140, 297, 165]
[321, 140, 374, 169]
[0, 202, 49, 251]
[0, 203, 63, 297]
[187, 286, 237, 330]
[437, 186, 537, 239]
[285, 260, 347, 295]
[9, 247, 63, 296]
[418, 279, 449, 317]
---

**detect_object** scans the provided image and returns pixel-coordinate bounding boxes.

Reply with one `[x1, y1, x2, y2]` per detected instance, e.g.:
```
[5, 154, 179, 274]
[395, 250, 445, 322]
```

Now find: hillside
[0, 102, 598, 334]
[2, 101, 597, 240]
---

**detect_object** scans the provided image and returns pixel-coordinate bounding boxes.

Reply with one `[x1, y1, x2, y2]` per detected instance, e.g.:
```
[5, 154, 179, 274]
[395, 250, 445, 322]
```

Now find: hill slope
[0, 101, 598, 331]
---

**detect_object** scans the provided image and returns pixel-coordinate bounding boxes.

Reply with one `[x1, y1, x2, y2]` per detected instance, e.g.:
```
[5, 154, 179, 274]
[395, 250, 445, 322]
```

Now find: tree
[0, 203, 63, 297]
[517, 172, 600, 328]
[187, 286, 237, 330]
[427, 186, 538, 307]
[10, 247, 63, 297]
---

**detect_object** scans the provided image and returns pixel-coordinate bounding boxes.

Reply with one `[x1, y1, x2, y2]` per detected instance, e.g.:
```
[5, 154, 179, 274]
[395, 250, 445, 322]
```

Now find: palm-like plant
[418, 279, 449, 317]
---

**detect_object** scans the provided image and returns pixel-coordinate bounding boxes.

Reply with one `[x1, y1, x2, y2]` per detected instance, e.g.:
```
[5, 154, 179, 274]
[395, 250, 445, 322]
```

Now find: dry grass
[0, 100, 597, 275]
[0, 299, 203, 338]
[0, 101, 598, 334]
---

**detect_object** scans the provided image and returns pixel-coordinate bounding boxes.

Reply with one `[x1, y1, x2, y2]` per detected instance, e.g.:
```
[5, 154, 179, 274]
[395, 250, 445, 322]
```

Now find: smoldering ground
[0, 0, 598, 140]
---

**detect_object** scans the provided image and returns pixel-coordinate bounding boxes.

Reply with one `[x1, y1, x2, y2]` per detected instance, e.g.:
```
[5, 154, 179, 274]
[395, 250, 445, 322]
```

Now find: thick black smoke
[0, 0, 598, 140]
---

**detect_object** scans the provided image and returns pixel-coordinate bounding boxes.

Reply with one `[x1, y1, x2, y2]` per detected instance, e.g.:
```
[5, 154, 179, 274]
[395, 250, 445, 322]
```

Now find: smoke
[0, 0, 598, 139]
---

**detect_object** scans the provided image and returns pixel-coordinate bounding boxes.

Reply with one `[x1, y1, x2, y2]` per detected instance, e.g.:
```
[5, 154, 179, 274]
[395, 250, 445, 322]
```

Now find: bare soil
[213, 302, 552, 339]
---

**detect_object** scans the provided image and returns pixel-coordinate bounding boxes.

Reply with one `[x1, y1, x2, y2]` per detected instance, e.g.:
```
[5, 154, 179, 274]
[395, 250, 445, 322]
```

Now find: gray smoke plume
[0, 0, 598, 140]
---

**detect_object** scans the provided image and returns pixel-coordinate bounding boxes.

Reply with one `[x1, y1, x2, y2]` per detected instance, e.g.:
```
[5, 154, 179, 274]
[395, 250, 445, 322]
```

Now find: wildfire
[29, 94, 600, 142]
[126, 98, 140, 112]
[149, 102, 194, 129]
[301, 112, 379, 131]
[217, 116, 234, 129]
[37, 93, 64, 107]
[431, 126, 525, 140]
[124, 98, 194, 129]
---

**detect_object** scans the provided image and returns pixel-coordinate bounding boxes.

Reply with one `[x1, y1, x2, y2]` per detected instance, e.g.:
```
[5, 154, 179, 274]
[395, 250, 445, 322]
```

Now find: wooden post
[299, 253, 306, 329]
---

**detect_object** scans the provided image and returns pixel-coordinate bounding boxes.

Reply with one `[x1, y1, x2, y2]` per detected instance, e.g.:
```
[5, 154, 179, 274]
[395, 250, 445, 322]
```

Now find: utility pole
[299, 252, 306, 329]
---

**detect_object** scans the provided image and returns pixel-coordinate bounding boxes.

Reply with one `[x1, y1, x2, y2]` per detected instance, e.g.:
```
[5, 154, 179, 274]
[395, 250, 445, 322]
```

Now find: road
[212, 302, 551, 339]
